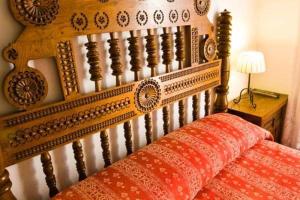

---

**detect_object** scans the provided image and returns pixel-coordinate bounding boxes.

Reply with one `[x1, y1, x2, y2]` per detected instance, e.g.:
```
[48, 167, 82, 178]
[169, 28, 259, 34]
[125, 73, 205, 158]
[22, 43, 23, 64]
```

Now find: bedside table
[228, 93, 288, 143]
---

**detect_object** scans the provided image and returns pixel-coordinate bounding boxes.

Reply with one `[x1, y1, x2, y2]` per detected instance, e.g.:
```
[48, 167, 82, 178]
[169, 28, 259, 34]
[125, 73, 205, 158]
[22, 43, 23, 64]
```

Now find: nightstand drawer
[262, 109, 282, 128]
[228, 93, 288, 143]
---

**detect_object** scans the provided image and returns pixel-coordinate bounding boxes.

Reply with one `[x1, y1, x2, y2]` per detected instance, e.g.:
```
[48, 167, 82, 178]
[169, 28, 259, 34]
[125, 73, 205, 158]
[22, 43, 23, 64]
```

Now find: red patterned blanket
[53, 114, 300, 200]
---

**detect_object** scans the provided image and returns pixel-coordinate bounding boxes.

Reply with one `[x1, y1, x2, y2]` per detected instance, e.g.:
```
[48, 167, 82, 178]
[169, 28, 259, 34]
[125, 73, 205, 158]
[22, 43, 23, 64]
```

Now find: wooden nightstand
[228, 93, 288, 143]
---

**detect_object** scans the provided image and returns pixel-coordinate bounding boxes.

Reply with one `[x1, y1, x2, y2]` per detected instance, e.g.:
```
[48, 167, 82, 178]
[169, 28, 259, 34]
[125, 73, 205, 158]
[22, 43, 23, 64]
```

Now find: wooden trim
[0, 60, 221, 166]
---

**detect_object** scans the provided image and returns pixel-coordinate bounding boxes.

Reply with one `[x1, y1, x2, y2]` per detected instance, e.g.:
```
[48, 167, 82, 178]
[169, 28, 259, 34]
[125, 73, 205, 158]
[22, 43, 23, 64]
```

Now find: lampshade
[237, 51, 266, 74]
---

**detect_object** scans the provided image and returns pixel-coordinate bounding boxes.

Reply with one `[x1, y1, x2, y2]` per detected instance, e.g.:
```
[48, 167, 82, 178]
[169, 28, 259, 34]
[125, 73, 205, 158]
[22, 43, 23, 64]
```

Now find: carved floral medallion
[5, 69, 48, 109]
[15, 0, 59, 25]
[194, 0, 210, 16]
[202, 38, 217, 61]
[135, 79, 161, 113]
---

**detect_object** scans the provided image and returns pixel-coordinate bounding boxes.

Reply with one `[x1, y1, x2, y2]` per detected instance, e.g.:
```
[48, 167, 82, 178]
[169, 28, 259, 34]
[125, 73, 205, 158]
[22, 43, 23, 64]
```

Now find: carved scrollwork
[136, 10, 148, 26]
[5, 48, 18, 61]
[117, 11, 130, 27]
[15, 0, 59, 25]
[9, 97, 131, 147]
[94, 12, 109, 30]
[71, 13, 88, 31]
[194, 0, 210, 16]
[201, 38, 217, 61]
[169, 10, 179, 23]
[182, 9, 191, 22]
[154, 10, 164, 25]
[192, 27, 199, 63]
[4, 68, 48, 110]
[135, 79, 161, 113]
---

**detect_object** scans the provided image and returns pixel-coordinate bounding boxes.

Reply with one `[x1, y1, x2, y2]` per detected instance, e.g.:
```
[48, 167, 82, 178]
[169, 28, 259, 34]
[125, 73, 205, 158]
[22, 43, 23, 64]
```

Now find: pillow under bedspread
[53, 113, 271, 200]
[194, 140, 300, 200]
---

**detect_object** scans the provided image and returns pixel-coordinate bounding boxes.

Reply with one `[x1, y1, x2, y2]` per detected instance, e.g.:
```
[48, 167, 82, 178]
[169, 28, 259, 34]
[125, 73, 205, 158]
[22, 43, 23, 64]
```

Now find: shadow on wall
[17, 160, 42, 200]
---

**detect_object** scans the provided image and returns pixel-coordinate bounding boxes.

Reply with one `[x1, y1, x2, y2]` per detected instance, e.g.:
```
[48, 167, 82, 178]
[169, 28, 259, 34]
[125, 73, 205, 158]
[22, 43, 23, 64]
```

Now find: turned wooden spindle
[125, 30, 142, 151]
[108, 33, 123, 86]
[192, 95, 200, 121]
[128, 31, 142, 82]
[86, 34, 102, 91]
[109, 32, 133, 154]
[41, 152, 59, 198]
[0, 148, 14, 200]
[214, 10, 232, 113]
[144, 29, 159, 144]
[146, 29, 159, 77]
[100, 133, 111, 167]
[205, 90, 211, 116]
[0, 170, 15, 200]
[176, 26, 186, 127]
[72, 141, 87, 181]
[161, 27, 173, 134]
[86, 34, 112, 167]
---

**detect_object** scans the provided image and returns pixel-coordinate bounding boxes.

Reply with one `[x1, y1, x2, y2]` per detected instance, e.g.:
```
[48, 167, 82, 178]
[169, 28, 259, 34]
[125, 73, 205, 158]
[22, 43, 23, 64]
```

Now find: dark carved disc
[15, 0, 59, 25]
[201, 38, 217, 61]
[135, 79, 161, 113]
[4, 68, 48, 109]
[194, 0, 210, 16]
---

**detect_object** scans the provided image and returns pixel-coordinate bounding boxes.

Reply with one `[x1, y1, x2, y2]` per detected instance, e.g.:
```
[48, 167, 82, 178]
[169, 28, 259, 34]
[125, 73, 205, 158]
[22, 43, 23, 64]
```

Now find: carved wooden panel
[0, 60, 220, 166]
[2, 0, 214, 110]
[56, 40, 80, 99]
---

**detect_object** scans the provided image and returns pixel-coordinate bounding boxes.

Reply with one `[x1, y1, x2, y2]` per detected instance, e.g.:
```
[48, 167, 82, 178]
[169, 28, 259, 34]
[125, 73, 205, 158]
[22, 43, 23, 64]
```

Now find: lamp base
[233, 88, 257, 109]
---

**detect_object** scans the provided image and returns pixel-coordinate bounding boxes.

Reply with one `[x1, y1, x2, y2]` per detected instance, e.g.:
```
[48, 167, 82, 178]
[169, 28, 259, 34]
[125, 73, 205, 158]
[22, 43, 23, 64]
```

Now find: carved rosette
[194, 0, 210, 16]
[14, 0, 59, 25]
[4, 68, 48, 110]
[135, 79, 161, 113]
[201, 38, 217, 61]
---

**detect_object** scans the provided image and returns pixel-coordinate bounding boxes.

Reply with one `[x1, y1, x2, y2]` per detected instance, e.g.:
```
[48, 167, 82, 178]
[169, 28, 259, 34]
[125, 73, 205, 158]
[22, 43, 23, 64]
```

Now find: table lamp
[233, 51, 266, 108]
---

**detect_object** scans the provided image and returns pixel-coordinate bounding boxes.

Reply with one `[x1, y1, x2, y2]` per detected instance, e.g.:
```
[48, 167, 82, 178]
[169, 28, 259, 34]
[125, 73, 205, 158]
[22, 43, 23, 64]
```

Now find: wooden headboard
[0, 0, 232, 199]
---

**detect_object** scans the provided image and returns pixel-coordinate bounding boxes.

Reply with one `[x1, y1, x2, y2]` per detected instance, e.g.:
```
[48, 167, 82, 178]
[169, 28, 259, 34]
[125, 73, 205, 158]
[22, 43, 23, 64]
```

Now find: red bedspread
[53, 114, 300, 200]
[195, 140, 300, 200]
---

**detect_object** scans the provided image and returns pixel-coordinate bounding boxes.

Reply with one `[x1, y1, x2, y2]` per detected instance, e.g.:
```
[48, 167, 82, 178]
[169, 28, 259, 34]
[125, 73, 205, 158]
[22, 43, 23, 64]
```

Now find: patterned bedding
[53, 113, 300, 200]
[195, 140, 300, 200]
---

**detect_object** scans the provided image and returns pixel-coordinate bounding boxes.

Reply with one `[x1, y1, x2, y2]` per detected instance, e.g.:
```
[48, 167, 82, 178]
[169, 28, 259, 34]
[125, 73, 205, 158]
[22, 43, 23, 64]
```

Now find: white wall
[0, 1, 258, 199]
[252, 0, 300, 94]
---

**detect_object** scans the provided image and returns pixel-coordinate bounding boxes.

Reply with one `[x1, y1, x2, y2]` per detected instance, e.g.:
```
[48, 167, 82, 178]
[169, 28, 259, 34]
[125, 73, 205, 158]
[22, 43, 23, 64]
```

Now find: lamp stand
[233, 74, 257, 108]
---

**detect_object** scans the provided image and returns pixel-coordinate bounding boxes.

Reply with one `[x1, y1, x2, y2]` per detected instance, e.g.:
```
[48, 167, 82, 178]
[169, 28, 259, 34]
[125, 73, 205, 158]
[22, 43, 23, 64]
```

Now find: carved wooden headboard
[0, 0, 232, 199]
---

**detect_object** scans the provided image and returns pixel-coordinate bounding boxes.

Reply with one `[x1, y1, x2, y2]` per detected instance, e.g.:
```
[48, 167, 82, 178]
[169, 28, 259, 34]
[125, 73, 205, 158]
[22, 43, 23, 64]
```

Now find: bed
[0, 0, 299, 200]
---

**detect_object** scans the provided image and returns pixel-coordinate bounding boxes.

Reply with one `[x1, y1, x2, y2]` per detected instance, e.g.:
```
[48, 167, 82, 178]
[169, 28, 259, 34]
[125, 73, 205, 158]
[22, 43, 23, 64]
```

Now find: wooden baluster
[41, 152, 59, 198]
[0, 170, 15, 200]
[126, 30, 142, 150]
[109, 32, 134, 153]
[161, 27, 173, 134]
[128, 31, 142, 82]
[85, 35, 112, 167]
[0, 148, 15, 200]
[205, 90, 211, 116]
[192, 95, 199, 121]
[176, 26, 186, 127]
[72, 141, 87, 180]
[108, 33, 122, 86]
[100, 133, 111, 167]
[214, 10, 232, 113]
[144, 29, 158, 144]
